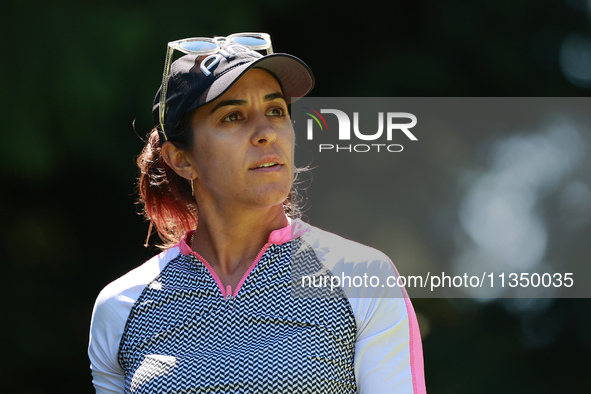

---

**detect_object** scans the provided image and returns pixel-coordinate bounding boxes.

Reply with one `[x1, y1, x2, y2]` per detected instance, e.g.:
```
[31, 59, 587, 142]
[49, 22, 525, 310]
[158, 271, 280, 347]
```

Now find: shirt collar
[178, 217, 310, 256]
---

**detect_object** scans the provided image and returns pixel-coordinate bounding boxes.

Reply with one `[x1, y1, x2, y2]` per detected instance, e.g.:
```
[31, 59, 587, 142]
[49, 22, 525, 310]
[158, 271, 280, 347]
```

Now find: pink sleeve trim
[403, 296, 427, 394]
[388, 260, 427, 394]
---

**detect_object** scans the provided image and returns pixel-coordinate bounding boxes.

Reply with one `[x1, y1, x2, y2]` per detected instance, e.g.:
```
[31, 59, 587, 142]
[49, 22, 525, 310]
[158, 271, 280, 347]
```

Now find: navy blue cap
[152, 47, 315, 142]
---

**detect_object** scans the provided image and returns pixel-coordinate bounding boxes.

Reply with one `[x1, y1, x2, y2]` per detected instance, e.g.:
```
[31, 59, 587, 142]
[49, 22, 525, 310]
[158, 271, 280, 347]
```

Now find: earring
[144, 221, 153, 248]
[190, 177, 194, 196]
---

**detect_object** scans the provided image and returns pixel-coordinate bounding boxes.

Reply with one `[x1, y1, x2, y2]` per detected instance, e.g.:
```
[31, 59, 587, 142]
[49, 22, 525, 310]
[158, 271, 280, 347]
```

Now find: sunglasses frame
[158, 33, 274, 141]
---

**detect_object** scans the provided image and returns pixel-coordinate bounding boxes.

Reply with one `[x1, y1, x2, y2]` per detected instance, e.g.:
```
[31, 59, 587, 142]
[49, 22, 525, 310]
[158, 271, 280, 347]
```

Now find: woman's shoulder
[92, 246, 181, 320]
[296, 221, 393, 266]
[88, 246, 182, 385]
[295, 221, 405, 299]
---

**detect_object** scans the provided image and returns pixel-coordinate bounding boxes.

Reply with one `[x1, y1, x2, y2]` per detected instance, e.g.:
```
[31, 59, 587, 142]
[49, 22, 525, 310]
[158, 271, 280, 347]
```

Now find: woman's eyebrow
[209, 92, 285, 114]
[209, 99, 248, 114]
[264, 92, 285, 102]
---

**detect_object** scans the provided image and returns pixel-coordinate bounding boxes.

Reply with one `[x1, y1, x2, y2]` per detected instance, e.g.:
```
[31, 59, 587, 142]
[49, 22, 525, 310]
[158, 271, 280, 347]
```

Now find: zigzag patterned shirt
[89, 220, 426, 393]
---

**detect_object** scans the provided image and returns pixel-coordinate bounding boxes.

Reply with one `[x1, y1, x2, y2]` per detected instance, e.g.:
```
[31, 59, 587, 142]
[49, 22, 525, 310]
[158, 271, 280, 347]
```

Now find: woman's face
[186, 68, 294, 211]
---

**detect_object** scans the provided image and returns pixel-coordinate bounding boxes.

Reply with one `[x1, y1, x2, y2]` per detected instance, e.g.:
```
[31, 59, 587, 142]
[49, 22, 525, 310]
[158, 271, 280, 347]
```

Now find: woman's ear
[161, 141, 193, 180]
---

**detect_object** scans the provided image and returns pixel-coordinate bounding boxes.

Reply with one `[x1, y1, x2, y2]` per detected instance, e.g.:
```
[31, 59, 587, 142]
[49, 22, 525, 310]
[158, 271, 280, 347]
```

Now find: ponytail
[137, 128, 197, 249]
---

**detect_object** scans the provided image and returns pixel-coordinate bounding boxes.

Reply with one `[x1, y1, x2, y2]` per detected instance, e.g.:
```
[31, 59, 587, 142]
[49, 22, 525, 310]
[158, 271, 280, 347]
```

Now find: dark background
[1, 0, 590, 392]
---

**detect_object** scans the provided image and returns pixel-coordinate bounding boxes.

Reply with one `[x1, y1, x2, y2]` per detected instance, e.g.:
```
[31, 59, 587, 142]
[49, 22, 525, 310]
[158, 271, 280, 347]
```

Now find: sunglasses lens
[230, 35, 269, 49]
[179, 40, 218, 53]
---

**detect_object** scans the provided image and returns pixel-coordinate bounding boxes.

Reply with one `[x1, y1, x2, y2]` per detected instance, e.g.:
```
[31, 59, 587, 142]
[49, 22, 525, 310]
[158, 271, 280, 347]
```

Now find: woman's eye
[267, 107, 285, 117]
[222, 112, 243, 122]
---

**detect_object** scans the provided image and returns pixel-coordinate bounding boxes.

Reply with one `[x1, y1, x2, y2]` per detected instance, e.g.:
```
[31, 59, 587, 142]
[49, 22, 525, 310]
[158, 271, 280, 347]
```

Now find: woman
[89, 33, 426, 393]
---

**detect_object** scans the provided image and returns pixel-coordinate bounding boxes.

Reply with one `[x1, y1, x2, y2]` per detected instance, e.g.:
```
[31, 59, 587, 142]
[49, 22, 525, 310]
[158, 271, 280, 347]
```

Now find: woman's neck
[191, 203, 288, 279]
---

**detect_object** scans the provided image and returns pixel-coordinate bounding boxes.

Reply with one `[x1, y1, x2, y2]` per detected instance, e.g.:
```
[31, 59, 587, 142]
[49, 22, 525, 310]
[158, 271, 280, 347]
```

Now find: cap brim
[199, 53, 315, 109]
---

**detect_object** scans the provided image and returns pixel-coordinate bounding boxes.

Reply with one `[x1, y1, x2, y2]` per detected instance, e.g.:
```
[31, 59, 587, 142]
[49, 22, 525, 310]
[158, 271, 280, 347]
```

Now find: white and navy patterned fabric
[89, 221, 427, 394]
[118, 239, 356, 393]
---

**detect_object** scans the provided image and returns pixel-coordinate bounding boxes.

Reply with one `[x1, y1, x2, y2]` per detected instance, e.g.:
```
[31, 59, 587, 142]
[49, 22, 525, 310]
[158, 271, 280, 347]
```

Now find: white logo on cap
[200, 44, 263, 77]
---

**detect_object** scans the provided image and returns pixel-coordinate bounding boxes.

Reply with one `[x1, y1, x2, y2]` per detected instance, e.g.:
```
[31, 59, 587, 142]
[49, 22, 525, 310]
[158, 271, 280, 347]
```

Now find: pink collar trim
[178, 219, 309, 256]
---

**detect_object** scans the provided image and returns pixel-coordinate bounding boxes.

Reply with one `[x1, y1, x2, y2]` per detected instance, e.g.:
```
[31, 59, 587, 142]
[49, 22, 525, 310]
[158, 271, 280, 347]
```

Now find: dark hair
[136, 110, 304, 249]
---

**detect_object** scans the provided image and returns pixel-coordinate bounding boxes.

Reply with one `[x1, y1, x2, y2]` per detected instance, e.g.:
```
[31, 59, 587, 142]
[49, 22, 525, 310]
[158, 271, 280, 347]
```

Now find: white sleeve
[88, 288, 128, 393]
[88, 247, 179, 393]
[352, 293, 426, 393]
[301, 226, 426, 393]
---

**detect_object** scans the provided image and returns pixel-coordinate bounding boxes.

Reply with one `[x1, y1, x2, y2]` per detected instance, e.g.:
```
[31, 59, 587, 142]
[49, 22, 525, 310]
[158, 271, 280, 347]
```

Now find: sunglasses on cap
[158, 33, 273, 141]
